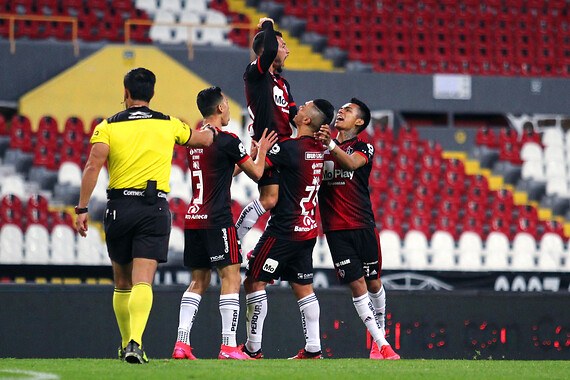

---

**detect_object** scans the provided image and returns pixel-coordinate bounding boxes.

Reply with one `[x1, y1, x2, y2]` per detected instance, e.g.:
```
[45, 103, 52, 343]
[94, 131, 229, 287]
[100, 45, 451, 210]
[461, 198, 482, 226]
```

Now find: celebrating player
[171, 86, 277, 360]
[317, 98, 400, 360]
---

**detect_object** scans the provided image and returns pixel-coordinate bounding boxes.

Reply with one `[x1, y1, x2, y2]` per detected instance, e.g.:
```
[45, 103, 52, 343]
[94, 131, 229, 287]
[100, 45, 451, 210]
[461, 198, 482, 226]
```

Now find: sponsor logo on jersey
[263, 258, 279, 273]
[305, 152, 324, 160]
[211, 254, 225, 262]
[296, 273, 313, 280]
[323, 161, 334, 181]
[128, 111, 153, 119]
[273, 86, 288, 108]
[188, 148, 204, 155]
[269, 144, 281, 155]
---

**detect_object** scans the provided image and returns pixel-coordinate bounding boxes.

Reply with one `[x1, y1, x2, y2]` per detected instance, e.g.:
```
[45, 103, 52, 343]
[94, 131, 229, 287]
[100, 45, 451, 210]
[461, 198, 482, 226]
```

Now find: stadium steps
[443, 150, 570, 235]
[226, 0, 337, 71]
[19, 45, 243, 129]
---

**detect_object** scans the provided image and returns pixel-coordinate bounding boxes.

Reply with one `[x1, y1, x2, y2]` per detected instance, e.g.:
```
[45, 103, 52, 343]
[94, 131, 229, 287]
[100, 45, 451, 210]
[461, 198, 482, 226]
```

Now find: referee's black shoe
[124, 340, 149, 364]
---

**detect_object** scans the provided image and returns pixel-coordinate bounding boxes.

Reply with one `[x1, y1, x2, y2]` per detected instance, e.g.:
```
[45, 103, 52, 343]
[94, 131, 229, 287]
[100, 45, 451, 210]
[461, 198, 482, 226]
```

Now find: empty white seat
[520, 142, 543, 162]
[159, 0, 183, 13]
[92, 166, 109, 202]
[521, 159, 545, 181]
[150, 10, 177, 43]
[58, 162, 82, 187]
[169, 226, 184, 253]
[24, 224, 50, 264]
[402, 229, 429, 270]
[183, 0, 207, 12]
[543, 145, 565, 163]
[174, 11, 201, 43]
[542, 128, 565, 148]
[539, 232, 565, 267]
[511, 232, 537, 271]
[483, 231, 510, 271]
[429, 230, 456, 270]
[77, 228, 107, 265]
[0, 174, 27, 199]
[379, 230, 402, 269]
[170, 165, 186, 188]
[0, 224, 24, 264]
[135, 0, 158, 14]
[201, 10, 230, 46]
[50, 224, 76, 265]
[545, 177, 569, 197]
[457, 231, 483, 271]
[544, 160, 567, 180]
[313, 236, 334, 269]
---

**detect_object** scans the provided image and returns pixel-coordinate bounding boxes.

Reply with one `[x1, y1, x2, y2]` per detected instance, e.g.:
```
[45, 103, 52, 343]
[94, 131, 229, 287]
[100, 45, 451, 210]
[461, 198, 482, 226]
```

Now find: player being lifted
[235, 17, 297, 241]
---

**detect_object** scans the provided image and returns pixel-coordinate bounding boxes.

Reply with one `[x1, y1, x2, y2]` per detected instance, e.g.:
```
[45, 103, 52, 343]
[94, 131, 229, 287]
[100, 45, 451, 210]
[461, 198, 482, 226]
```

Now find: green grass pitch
[1, 359, 569, 380]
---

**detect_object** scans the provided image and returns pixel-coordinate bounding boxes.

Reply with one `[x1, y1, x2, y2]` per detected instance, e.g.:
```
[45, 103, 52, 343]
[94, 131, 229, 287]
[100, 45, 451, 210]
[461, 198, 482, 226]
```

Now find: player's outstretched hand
[258, 129, 278, 153]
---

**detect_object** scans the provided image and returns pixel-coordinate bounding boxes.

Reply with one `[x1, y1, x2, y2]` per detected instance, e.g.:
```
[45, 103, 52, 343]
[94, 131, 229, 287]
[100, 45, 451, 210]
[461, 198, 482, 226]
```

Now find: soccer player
[316, 98, 400, 360]
[240, 99, 335, 360]
[235, 17, 297, 241]
[171, 87, 277, 360]
[74, 67, 216, 364]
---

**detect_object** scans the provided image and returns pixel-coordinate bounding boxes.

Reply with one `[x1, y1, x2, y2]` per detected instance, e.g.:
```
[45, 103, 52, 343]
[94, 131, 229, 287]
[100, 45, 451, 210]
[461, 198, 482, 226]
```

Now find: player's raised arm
[239, 129, 278, 181]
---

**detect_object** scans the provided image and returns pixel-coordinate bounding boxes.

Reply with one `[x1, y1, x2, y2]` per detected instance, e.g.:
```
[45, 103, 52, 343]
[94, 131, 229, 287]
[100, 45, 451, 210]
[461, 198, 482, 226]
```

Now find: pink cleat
[218, 345, 254, 360]
[172, 341, 197, 360]
[370, 341, 400, 360]
[288, 348, 323, 359]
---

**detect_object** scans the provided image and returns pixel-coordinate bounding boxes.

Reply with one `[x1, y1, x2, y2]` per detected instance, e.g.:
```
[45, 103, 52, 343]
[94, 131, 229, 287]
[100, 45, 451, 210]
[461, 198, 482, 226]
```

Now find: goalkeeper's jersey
[319, 136, 376, 233]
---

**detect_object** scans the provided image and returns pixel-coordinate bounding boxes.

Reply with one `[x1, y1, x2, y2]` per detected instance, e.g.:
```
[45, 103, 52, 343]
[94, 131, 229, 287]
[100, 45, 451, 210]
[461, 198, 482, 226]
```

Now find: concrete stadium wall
[2, 40, 570, 116]
[0, 285, 568, 360]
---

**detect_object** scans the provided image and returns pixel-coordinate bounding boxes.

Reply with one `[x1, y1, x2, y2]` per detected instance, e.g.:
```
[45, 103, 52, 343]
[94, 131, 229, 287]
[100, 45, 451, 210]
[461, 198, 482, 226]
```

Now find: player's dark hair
[313, 98, 335, 126]
[252, 30, 283, 55]
[123, 67, 155, 102]
[351, 97, 371, 133]
[197, 86, 224, 118]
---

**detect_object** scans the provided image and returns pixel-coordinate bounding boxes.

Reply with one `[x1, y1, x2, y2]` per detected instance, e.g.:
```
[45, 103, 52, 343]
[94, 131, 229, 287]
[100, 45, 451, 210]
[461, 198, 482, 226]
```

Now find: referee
[74, 67, 216, 364]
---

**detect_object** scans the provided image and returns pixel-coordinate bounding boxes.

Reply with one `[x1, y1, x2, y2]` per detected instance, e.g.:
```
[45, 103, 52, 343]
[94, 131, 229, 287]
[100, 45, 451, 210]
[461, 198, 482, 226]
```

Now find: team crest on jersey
[238, 142, 247, 156]
[269, 144, 281, 154]
[346, 146, 354, 155]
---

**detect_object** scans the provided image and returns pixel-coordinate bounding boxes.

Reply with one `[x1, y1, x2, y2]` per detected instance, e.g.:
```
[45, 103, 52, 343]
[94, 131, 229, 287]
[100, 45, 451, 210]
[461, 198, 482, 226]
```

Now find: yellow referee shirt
[91, 106, 191, 193]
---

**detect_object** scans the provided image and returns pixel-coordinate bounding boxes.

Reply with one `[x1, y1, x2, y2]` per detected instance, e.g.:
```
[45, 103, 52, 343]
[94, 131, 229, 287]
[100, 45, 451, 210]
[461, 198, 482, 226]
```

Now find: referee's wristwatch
[74, 206, 89, 215]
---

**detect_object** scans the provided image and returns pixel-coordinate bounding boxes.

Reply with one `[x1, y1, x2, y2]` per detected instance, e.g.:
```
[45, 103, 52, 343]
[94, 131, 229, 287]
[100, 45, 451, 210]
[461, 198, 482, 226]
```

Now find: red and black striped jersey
[184, 129, 249, 229]
[264, 136, 325, 240]
[319, 137, 376, 232]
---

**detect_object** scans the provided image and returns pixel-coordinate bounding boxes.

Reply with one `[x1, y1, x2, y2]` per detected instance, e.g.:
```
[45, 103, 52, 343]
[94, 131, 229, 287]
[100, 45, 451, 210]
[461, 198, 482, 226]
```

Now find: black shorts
[246, 234, 316, 285]
[258, 167, 280, 187]
[104, 197, 171, 265]
[325, 228, 382, 284]
[184, 226, 242, 269]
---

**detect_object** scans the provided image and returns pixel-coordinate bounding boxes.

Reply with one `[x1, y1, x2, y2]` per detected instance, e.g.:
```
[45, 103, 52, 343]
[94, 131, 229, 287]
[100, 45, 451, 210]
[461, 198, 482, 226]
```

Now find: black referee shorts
[104, 197, 171, 264]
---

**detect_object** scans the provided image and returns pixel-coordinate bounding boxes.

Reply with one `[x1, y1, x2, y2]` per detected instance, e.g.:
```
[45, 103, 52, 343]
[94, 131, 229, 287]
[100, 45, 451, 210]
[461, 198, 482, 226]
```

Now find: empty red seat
[37, 115, 60, 148]
[9, 114, 33, 152]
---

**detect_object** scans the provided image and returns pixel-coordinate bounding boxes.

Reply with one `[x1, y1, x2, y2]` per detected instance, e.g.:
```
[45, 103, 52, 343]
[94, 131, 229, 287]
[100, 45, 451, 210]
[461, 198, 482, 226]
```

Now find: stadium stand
[2, 0, 570, 277]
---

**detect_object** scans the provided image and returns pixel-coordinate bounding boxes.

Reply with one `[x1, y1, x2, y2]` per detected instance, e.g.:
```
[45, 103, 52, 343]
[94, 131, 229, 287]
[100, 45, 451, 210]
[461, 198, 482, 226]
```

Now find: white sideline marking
[0, 369, 60, 380]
